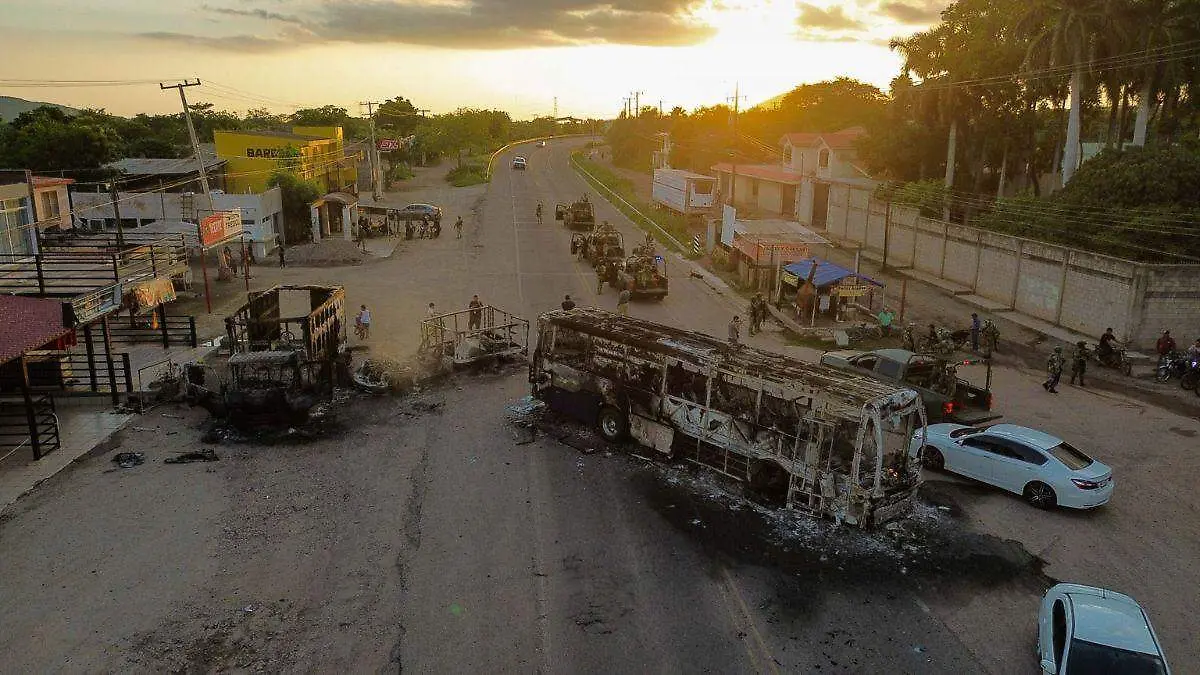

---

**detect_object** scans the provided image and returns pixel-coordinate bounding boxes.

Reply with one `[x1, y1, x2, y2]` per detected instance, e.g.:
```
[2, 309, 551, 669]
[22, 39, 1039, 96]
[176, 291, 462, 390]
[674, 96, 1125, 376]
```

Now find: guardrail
[484, 133, 589, 180]
[106, 315, 198, 349]
[568, 154, 690, 255]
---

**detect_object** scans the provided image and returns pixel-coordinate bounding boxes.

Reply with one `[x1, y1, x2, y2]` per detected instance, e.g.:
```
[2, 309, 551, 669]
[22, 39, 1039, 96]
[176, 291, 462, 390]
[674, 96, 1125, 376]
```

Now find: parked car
[1037, 583, 1170, 674]
[396, 203, 442, 222]
[911, 423, 1113, 509]
[512, 156, 527, 170]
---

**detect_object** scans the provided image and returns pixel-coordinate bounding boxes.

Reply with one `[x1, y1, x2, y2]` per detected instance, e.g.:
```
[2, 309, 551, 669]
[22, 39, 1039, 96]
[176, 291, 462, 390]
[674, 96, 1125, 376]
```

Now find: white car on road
[512, 156, 527, 170]
[1037, 583, 1170, 674]
[912, 423, 1114, 509]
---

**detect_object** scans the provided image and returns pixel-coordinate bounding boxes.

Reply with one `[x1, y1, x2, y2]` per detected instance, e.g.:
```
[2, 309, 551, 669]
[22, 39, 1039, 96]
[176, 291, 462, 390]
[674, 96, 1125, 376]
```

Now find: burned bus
[530, 309, 928, 527]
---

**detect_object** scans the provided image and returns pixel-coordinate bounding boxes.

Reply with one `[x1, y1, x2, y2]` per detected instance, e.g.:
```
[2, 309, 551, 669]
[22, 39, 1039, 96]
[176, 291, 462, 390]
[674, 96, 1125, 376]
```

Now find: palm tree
[1127, 0, 1197, 146]
[1019, 0, 1123, 185]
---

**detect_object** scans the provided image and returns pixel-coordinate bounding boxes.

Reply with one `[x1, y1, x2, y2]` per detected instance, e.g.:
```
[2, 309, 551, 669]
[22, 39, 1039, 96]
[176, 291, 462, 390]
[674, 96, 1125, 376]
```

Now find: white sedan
[911, 423, 1114, 509]
[1037, 583, 1170, 674]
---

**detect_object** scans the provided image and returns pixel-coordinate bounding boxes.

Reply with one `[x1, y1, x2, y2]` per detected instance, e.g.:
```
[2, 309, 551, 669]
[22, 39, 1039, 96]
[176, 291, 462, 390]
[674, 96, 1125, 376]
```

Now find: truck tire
[597, 406, 627, 442]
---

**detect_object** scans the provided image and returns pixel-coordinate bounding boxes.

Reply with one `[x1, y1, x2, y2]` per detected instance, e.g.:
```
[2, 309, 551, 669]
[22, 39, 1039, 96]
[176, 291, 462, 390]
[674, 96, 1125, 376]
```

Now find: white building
[71, 188, 283, 259]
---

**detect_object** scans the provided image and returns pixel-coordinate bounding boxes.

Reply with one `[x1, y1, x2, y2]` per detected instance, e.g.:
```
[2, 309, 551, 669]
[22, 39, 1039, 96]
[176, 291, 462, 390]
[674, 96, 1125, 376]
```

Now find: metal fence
[0, 394, 59, 460]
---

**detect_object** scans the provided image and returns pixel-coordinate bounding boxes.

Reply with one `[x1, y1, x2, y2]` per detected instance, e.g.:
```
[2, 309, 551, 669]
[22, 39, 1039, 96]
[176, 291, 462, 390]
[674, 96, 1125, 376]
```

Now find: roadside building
[711, 127, 878, 227]
[0, 171, 36, 256]
[31, 177, 74, 232]
[104, 150, 226, 193]
[214, 126, 359, 195]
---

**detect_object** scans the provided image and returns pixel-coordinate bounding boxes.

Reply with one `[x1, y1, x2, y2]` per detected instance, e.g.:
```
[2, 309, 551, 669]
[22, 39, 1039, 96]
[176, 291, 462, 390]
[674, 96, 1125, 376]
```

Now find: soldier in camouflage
[1043, 346, 1065, 394]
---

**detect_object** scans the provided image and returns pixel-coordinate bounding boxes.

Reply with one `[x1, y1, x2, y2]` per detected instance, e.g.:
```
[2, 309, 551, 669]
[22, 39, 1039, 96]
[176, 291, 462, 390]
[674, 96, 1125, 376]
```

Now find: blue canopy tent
[781, 258, 884, 326]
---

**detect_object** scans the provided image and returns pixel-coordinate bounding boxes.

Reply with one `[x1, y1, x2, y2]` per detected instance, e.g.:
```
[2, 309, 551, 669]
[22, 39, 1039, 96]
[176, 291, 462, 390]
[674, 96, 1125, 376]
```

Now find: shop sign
[836, 279, 871, 297]
[377, 139, 400, 151]
[199, 211, 243, 247]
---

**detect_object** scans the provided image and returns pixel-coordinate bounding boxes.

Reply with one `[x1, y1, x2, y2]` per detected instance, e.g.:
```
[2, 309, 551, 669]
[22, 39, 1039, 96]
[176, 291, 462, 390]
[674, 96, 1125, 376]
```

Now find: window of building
[818, 149, 830, 169]
[40, 191, 61, 219]
[1, 197, 32, 256]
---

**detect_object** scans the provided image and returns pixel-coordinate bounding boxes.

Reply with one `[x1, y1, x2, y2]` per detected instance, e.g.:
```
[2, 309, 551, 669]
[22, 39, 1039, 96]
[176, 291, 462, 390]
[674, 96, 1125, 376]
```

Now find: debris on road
[419, 304, 528, 367]
[112, 452, 145, 468]
[282, 239, 369, 267]
[165, 449, 219, 464]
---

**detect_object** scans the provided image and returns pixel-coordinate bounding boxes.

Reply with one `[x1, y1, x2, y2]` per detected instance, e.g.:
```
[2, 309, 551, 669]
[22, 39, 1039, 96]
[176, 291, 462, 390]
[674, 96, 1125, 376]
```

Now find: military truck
[618, 236, 669, 300]
[555, 196, 596, 231]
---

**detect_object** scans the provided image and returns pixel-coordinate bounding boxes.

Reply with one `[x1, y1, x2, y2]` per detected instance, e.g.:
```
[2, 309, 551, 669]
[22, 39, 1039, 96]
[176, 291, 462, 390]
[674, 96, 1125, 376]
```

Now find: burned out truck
[530, 309, 928, 528]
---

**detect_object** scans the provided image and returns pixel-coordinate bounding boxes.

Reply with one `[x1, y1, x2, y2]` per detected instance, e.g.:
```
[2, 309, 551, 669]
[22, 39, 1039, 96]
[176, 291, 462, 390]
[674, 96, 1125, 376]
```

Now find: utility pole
[633, 91, 645, 117]
[160, 80, 209, 196]
[622, 97, 631, 118]
[659, 100, 664, 116]
[360, 101, 384, 201]
[726, 83, 746, 209]
[108, 179, 126, 248]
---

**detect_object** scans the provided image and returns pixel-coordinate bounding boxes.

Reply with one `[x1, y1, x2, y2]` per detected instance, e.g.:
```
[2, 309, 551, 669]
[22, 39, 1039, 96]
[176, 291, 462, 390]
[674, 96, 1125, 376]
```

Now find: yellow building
[214, 126, 358, 195]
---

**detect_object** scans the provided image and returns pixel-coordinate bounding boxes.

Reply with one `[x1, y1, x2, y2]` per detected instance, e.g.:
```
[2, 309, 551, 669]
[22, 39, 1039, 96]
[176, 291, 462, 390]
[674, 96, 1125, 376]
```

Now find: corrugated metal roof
[106, 152, 225, 177]
[0, 296, 71, 366]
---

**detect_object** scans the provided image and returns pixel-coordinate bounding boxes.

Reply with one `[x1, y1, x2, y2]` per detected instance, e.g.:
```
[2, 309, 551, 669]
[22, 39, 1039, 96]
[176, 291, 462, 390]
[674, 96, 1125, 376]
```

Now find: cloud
[164, 0, 715, 52]
[878, 0, 946, 25]
[138, 31, 294, 53]
[795, 3, 865, 31]
[202, 5, 303, 24]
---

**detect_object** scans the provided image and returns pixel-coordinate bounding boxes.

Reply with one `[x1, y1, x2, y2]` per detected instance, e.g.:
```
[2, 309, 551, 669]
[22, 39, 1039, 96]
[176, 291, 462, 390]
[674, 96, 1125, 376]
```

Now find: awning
[782, 258, 884, 288]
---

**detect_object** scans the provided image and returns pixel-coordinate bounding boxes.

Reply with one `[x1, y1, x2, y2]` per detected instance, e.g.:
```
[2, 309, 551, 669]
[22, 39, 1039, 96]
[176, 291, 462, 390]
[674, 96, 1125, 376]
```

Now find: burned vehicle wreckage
[531, 309, 928, 527]
[198, 284, 348, 428]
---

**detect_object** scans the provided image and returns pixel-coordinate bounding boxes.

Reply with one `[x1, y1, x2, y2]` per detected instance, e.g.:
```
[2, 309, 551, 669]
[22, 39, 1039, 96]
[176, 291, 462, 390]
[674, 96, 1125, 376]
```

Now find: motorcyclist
[1097, 327, 1119, 364]
[1156, 329, 1176, 359]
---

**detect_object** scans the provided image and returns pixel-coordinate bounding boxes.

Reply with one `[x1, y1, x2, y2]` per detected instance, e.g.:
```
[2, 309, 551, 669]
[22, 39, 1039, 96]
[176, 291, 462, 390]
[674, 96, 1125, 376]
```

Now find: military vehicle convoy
[555, 196, 596, 231]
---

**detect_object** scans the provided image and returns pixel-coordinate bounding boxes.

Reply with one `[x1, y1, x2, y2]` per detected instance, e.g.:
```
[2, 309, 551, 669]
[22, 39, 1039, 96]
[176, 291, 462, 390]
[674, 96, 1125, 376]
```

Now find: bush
[446, 164, 487, 187]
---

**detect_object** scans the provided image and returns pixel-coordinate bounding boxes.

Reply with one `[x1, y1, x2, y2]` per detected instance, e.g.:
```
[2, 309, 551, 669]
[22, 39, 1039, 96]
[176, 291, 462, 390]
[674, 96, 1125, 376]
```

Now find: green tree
[267, 170, 321, 244]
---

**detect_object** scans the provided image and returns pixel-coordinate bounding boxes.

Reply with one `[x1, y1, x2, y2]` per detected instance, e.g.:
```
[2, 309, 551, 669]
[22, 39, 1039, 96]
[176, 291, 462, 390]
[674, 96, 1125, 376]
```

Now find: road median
[569, 152, 694, 257]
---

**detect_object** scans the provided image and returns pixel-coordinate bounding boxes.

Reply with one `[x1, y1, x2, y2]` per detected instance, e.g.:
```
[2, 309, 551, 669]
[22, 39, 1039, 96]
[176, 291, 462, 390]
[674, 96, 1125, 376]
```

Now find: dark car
[397, 203, 442, 222]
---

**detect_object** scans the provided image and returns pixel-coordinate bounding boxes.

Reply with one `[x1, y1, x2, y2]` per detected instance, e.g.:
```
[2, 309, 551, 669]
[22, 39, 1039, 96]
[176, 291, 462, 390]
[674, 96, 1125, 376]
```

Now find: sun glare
[696, 0, 801, 47]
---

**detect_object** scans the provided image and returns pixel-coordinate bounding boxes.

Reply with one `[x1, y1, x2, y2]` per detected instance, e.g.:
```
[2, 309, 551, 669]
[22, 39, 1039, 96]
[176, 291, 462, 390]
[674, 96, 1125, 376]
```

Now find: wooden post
[100, 316, 119, 406]
[899, 278, 908, 321]
[1054, 250, 1070, 325]
[19, 356, 42, 460]
[200, 247, 212, 314]
[159, 304, 170, 348]
[1011, 240, 1024, 310]
[82, 324, 97, 392]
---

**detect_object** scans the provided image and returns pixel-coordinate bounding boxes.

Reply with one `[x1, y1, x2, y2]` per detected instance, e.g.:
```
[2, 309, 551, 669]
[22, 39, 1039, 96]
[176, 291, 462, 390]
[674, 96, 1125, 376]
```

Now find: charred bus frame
[530, 309, 928, 527]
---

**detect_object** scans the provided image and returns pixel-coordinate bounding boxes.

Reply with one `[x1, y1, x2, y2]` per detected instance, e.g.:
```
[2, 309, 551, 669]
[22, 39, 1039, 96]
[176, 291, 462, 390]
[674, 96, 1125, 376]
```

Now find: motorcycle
[1154, 351, 1188, 383]
[1180, 355, 1200, 391]
[1090, 342, 1133, 376]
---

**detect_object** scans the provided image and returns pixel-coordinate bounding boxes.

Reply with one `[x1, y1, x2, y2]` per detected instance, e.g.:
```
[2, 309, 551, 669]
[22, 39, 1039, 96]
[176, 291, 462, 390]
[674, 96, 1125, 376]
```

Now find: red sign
[199, 211, 242, 248]
[377, 139, 400, 151]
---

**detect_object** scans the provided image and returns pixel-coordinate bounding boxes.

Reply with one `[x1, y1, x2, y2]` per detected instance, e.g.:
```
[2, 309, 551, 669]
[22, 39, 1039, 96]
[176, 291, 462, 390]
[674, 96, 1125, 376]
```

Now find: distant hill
[0, 96, 80, 123]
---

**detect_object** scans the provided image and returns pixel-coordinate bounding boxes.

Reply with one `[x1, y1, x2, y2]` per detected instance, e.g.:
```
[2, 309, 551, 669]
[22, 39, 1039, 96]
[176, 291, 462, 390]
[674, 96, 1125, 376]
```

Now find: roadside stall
[779, 257, 884, 326]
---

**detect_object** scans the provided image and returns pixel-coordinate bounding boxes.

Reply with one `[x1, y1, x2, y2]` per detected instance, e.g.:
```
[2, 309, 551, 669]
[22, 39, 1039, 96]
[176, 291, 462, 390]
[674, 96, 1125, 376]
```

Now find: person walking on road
[355, 304, 371, 340]
[982, 319, 1000, 355]
[970, 312, 981, 352]
[468, 295, 484, 330]
[1069, 340, 1088, 387]
[728, 315, 742, 345]
[454, 216, 464, 239]
[1043, 346, 1065, 393]
[617, 287, 631, 316]
[596, 262, 607, 295]
[277, 243, 286, 269]
[561, 295, 576, 311]
[748, 294, 764, 336]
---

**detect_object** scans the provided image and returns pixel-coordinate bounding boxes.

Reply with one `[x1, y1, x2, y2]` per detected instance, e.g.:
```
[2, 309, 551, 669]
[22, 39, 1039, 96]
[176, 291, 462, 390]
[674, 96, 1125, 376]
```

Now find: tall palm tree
[1019, 0, 1122, 185]
[1127, 0, 1197, 146]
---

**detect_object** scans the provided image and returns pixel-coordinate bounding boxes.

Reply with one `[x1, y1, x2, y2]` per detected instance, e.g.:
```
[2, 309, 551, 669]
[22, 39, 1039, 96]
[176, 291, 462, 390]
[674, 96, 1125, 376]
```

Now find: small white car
[1037, 583, 1170, 674]
[512, 156, 527, 170]
[911, 423, 1113, 509]
[536, 140, 547, 148]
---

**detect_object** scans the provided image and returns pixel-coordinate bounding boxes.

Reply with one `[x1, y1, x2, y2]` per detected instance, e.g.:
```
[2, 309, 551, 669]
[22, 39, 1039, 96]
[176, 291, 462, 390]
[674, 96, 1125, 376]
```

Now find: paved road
[0, 138, 1196, 673]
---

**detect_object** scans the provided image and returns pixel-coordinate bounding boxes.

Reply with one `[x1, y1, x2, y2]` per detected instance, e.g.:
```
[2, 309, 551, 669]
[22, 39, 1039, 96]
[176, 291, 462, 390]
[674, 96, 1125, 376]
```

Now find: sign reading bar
[199, 211, 243, 248]
[377, 138, 400, 151]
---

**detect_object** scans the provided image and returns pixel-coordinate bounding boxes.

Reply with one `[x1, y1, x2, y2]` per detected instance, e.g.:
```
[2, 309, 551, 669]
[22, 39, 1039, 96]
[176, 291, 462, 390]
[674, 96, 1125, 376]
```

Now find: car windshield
[1048, 441, 1093, 470]
[948, 426, 984, 439]
[1066, 639, 1166, 675]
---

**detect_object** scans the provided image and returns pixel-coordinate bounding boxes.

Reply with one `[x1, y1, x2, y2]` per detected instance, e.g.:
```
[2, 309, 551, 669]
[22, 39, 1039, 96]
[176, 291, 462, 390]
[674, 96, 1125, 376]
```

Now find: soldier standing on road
[468, 295, 484, 331]
[1069, 340, 1088, 387]
[970, 312, 981, 352]
[454, 216, 464, 239]
[902, 322, 916, 352]
[728, 315, 742, 345]
[596, 261, 607, 295]
[617, 287, 631, 316]
[983, 319, 1000, 355]
[1043, 346, 1065, 393]
[277, 243, 286, 269]
[561, 295, 576, 311]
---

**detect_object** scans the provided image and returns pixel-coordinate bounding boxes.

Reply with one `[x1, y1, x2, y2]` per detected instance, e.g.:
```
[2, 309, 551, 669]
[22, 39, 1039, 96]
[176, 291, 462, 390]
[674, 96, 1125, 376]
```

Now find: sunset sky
[1, 0, 946, 119]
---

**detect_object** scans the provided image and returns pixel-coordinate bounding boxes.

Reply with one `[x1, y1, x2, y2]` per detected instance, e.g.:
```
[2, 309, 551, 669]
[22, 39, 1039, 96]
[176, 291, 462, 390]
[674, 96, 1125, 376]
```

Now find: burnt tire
[597, 406, 627, 443]
[922, 446, 945, 471]
[1023, 481, 1057, 509]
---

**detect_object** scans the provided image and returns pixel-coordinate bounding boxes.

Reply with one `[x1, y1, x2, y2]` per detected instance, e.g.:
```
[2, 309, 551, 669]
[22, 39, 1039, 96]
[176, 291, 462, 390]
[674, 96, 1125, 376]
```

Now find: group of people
[404, 215, 443, 240]
[747, 293, 768, 336]
[219, 244, 253, 280]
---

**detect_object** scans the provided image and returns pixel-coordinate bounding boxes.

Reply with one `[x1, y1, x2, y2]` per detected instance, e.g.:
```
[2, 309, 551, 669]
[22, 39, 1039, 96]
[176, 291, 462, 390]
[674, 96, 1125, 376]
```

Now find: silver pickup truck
[820, 348, 1001, 424]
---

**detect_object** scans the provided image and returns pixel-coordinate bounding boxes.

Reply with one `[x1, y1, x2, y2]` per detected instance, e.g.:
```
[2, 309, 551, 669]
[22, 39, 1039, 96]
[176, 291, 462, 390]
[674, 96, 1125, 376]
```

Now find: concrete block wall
[865, 204, 887, 252]
[1135, 267, 1200, 346]
[1014, 243, 1065, 323]
[943, 225, 980, 287]
[913, 218, 945, 276]
[888, 207, 917, 268]
[827, 183, 849, 239]
[975, 233, 1021, 306]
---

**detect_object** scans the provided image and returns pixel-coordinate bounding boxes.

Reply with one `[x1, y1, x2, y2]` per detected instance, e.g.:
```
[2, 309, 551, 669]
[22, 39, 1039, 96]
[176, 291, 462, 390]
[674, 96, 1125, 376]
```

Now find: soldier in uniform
[902, 322, 917, 352]
[1069, 340, 1088, 387]
[596, 261, 607, 295]
[982, 319, 1000, 355]
[1043, 346, 1065, 393]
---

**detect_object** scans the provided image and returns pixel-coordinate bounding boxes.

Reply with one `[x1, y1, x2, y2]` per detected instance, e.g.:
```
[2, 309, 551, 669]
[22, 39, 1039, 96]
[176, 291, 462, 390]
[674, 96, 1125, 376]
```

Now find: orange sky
[1, 0, 942, 118]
